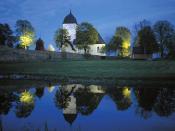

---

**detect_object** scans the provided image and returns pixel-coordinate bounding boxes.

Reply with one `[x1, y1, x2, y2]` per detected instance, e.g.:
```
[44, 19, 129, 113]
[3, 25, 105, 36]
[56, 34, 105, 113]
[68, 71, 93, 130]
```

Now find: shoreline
[1, 73, 175, 87]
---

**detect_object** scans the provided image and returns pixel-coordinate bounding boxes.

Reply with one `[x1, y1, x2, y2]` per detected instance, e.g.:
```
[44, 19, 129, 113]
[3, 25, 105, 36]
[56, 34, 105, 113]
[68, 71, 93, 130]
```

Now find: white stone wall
[62, 44, 106, 56]
[89, 44, 106, 56]
[63, 24, 77, 43]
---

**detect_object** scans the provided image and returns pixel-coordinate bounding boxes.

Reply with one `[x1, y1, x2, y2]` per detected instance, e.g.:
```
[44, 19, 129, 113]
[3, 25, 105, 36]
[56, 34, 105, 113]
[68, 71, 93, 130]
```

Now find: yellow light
[20, 91, 34, 104]
[20, 33, 33, 48]
[121, 40, 130, 57]
[122, 41, 130, 49]
[122, 87, 131, 98]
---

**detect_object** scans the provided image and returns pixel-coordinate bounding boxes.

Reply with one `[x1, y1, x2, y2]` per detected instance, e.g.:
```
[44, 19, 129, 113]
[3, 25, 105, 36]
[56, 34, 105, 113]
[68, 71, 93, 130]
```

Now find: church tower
[63, 10, 77, 45]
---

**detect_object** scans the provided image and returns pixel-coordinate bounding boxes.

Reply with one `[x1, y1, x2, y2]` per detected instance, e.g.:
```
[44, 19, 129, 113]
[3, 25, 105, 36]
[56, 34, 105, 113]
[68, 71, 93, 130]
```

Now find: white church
[62, 11, 106, 56]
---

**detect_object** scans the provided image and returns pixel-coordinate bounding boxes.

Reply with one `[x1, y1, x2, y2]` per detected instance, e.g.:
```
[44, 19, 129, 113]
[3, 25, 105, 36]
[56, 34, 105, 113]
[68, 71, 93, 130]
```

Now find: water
[0, 81, 175, 131]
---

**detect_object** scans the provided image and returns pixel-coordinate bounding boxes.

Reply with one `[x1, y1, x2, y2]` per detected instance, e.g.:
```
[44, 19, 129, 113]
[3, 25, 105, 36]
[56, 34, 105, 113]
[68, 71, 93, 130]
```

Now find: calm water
[0, 82, 175, 131]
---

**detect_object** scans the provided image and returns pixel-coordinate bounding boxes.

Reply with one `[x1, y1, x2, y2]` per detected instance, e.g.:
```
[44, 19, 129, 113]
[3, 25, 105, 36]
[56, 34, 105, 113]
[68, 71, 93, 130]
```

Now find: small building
[62, 11, 106, 56]
[132, 47, 152, 59]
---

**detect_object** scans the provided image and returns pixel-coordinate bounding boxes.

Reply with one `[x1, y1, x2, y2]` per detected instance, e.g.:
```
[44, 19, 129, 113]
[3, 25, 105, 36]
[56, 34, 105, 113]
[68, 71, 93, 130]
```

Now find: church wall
[62, 44, 106, 56]
[63, 24, 77, 43]
[89, 44, 106, 56]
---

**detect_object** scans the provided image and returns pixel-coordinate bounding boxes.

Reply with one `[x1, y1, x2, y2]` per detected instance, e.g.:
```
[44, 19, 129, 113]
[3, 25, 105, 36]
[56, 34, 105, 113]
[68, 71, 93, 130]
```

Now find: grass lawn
[0, 60, 175, 79]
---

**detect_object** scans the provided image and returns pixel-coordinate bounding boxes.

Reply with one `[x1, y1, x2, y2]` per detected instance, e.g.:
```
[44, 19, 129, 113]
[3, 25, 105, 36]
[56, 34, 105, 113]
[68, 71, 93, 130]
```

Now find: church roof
[63, 11, 77, 24]
[97, 33, 105, 44]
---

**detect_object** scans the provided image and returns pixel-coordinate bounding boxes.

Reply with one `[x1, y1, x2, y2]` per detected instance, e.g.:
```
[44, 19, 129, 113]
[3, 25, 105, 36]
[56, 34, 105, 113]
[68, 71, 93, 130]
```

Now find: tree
[76, 22, 98, 54]
[136, 26, 158, 54]
[133, 20, 151, 36]
[54, 28, 73, 51]
[109, 26, 131, 57]
[35, 38, 45, 51]
[15, 20, 35, 49]
[133, 20, 151, 47]
[153, 20, 175, 58]
[108, 87, 132, 111]
[0, 23, 16, 47]
[154, 88, 175, 117]
[166, 33, 175, 58]
[107, 36, 123, 52]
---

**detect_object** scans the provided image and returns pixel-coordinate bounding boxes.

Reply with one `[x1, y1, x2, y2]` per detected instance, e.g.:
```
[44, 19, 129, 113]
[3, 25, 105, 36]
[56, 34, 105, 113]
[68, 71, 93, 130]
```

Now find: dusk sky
[0, 0, 175, 48]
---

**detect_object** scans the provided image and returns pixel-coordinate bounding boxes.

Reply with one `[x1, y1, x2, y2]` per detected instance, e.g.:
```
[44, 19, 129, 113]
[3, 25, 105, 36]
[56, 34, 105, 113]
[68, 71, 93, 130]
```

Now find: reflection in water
[0, 91, 16, 115]
[134, 87, 175, 119]
[0, 83, 175, 130]
[15, 91, 35, 118]
[35, 87, 44, 99]
[154, 88, 175, 117]
[108, 87, 132, 110]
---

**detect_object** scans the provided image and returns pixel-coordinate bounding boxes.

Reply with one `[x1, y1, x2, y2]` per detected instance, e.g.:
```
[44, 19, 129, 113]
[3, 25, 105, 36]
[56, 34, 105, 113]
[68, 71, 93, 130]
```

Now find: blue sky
[0, 0, 175, 48]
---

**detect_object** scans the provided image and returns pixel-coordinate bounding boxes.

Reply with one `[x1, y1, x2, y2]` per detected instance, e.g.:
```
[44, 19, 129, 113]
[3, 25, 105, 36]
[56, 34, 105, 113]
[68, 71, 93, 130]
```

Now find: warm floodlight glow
[122, 87, 131, 98]
[20, 33, 33, 48]
[121, 41, 130, 57]
[122, 41, 130, 49]
[20, 91, 34, 104]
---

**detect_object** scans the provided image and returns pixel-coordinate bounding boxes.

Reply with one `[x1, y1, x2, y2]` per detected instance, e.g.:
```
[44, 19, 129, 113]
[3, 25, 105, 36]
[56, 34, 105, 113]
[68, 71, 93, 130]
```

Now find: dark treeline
[0, 19, 175, 58]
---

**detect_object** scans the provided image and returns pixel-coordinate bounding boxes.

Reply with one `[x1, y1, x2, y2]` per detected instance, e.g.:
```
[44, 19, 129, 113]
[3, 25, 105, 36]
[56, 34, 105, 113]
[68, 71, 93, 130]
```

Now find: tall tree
[109, 26, 131, 57]
[107, 36, 123, 52]
[76, 22, 98, 54]
[15, 20, 35, 49]
[0, 23, 15, 47]
[153, 20, 175, 58]
[35, 38, 45, 51]
[137, 26, 158, 54]
[54, 28, 73, 51]
[133, 20, 151, 47]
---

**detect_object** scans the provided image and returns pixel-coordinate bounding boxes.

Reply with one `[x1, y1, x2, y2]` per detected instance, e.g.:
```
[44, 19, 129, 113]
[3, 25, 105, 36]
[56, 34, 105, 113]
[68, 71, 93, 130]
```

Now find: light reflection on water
[0, 83, 175, 131]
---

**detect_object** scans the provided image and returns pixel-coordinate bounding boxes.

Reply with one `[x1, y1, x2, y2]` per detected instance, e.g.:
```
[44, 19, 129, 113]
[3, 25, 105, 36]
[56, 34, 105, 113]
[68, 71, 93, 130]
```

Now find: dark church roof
[63, 11, 77, 24]
[97, 33, 105, 44]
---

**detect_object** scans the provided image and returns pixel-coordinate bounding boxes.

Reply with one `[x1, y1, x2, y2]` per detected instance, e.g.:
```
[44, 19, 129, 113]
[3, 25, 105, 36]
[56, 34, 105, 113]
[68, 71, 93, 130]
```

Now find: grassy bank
[0, 60, 175, 80]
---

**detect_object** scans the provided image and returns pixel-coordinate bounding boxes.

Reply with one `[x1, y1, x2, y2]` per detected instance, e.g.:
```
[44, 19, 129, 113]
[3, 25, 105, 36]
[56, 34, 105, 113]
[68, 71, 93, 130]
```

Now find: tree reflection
[55, 85, 76, 109]
[15, 91, 35, 118]
[154, 88, 175, 117]
[134, 87, 159, 119]
[74, 87, 104, 115]
[108, 87, 132, 111]
[0, 90, 16, 115]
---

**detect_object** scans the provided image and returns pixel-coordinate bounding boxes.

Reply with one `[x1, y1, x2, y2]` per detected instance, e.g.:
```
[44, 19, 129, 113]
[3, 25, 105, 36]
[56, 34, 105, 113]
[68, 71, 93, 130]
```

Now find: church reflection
[0, 84, 175, 126]
[55, 84, 105, 124]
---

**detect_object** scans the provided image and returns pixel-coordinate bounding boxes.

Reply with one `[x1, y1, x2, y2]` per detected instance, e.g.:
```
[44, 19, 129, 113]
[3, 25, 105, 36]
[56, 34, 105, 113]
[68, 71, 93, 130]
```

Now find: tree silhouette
[136, 26, 158, 54]
[0, 90, 16, 115]
[154, 88, 175, 117]
[0, 23, 16, 47]
[134, 87, 159, 119]
[153, 20, 175, 58]
[108, 87, 132, 111]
